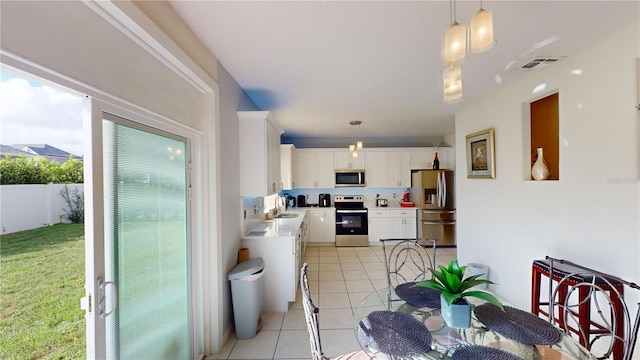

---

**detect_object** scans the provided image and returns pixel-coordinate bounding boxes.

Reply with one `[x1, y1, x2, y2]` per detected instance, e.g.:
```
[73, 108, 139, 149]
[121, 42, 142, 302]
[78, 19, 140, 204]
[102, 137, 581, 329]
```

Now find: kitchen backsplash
[280, 187, 408, 209]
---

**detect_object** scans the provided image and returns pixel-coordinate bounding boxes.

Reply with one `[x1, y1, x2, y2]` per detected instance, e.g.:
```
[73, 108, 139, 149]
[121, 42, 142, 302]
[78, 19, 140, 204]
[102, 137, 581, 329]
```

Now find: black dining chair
[300, 263, 377, 360]
[545, 256, 640, 360]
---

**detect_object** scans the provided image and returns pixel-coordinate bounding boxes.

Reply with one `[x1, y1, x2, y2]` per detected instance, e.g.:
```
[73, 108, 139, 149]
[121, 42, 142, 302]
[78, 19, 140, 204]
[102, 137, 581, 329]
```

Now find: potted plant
[416, 260, 503, 328]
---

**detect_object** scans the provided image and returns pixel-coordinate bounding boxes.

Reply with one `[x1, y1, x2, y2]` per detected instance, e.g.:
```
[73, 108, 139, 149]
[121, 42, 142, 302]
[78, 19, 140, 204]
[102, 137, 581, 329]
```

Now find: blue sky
[0, 69, 84, 156]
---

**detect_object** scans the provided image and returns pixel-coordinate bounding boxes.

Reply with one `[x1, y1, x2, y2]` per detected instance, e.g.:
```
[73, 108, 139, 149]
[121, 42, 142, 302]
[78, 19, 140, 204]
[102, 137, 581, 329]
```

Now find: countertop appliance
[334, 195, 368, 247]
[297, 194, 306, 207]
[319, 194, 331, 207]
[335, 169, 365, 188]
[410, 170, 456, 247]
[375, 198, 388, 207]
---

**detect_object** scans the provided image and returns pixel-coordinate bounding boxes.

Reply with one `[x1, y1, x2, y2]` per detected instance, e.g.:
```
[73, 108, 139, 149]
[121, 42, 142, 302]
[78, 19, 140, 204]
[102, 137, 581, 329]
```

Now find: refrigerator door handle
[436, 173, 442, 207]
[441, 172, 447, 208]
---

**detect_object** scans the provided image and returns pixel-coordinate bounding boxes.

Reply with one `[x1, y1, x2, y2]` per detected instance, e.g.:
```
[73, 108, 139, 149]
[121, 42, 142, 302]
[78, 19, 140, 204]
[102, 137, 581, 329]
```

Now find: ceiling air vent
[515, 57, 565, 72]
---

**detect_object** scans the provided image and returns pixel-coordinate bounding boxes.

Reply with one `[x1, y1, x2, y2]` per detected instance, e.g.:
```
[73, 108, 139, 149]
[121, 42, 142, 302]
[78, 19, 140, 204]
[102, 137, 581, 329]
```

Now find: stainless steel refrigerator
[409, 170, 456, 247]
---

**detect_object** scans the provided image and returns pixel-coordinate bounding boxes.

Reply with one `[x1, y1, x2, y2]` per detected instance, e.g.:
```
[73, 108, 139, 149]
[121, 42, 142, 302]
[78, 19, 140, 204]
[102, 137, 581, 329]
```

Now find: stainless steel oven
[334, 195, 368, 247]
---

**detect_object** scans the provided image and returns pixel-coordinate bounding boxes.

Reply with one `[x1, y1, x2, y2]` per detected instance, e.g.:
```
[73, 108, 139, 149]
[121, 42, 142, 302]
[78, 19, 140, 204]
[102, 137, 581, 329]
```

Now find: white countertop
[243, 208, 307, 238]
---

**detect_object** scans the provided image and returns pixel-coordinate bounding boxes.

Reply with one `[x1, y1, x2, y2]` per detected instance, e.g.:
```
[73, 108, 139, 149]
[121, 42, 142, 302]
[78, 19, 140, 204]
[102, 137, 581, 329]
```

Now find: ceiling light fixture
[440, 0, 495, 103]
[443, 0, 467, 64]
[470, 0, 495, 53]
[349, 120, 363, 159]
[442, 63, 463, 103]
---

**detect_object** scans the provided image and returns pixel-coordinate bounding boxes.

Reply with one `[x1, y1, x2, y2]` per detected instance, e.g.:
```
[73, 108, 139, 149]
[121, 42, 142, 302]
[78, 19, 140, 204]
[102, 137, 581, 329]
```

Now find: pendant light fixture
[349, 120, 363, 159]
[470, 0, 495, 53]
[443, 0, 467, 63]
[442, 63, 463, 103]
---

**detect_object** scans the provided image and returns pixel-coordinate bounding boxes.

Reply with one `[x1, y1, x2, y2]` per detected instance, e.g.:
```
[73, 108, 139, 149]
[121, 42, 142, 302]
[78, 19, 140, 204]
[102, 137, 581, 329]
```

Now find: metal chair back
[301, 263, 326, 360]
[300, 263, 375, 360]
[547, 256, 640, 360]
[380, 238, 436, 310]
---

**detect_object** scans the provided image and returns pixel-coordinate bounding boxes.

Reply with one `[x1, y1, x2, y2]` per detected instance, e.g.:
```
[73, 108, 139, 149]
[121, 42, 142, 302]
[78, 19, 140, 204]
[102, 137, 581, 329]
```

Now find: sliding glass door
[85, 105, 191, 359]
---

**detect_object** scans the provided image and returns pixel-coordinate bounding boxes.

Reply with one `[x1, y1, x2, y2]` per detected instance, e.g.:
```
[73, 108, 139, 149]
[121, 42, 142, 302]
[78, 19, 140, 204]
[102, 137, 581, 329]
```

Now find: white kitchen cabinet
[390, 208, 417, 238]
[238, 111, 283, 196]
[368, 209, 391, 245]
[365, 151, 388, 187]
[410, 147, 454, 170]
[309, 209, 335, 243]
[241, 235, 296, 312]
[387, 151, 411, 187]
[335, 150, 365, 170]
[296, 150, 335, 188]
[281, 144, 297, 190]
[301, 211, 310, 255]
[368, 208, 417, 244]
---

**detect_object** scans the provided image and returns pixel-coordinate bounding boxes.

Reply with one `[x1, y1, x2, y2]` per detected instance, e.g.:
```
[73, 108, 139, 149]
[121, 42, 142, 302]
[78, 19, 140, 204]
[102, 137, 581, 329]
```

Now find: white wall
[0, 184, 84, 234]
[216, 64, 259, 334]
[455, 23, 640, 312]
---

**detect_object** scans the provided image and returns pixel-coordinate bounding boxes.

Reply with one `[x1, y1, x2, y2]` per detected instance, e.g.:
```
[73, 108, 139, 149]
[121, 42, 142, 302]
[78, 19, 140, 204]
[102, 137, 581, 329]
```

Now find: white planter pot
[440, 294, 471, 328]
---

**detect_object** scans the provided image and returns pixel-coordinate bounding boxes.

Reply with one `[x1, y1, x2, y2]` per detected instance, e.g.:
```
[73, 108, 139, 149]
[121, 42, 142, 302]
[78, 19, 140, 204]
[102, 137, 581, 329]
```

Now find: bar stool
[531, 259, 625, 360]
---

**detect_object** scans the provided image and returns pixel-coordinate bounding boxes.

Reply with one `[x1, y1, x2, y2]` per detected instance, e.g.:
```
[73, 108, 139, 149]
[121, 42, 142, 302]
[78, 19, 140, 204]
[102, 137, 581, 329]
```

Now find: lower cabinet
[241, 236, 296, 312]
[390, 209, 417, 238]
[309, 209, 336, 243]
[368, 208, 417, 245]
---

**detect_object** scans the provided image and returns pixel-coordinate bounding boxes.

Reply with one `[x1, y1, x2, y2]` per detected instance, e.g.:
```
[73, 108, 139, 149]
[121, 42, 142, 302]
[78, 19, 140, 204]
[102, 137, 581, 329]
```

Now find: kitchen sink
[275, 213, 299, 218]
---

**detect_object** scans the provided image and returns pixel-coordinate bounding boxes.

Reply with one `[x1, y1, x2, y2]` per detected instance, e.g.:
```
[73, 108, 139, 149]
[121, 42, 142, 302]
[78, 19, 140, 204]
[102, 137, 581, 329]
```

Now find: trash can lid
[228, 257, 265, 280]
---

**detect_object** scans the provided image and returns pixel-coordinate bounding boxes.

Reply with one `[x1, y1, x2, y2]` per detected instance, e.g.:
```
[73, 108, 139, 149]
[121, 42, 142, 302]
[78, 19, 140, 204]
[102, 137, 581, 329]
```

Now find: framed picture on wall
[466, 128, 495, 178]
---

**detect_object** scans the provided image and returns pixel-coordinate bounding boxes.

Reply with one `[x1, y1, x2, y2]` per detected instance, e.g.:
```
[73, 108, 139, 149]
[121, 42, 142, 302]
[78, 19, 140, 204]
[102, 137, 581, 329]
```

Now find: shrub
[60, 185, 84, 223]
[0, 155, 83, 184]
[57, 157, 83, 183]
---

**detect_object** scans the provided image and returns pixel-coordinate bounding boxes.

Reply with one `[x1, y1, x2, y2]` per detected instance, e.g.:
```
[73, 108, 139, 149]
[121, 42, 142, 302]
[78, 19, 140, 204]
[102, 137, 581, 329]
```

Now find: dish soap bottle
[432, 152, 440, 170]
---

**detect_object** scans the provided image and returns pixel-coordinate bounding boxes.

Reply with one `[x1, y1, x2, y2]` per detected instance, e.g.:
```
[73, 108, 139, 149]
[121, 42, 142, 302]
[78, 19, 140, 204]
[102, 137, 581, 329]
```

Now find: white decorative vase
[531, 147, 550, 181]
[440, 294, 471, 329]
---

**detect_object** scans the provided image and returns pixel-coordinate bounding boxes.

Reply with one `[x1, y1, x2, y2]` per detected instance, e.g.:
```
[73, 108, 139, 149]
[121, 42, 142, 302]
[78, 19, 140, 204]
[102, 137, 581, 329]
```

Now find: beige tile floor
[209, 245, 457, 360]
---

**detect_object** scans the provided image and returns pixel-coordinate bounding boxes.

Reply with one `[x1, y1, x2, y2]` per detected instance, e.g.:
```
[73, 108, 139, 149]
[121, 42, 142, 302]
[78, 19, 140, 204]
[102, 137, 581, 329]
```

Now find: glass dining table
[353, 287, 596, 360]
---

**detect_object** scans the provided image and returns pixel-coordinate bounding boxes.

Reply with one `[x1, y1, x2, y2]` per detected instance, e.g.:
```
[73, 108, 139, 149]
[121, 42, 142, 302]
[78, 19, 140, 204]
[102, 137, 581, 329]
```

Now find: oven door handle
[336, 209, 368, 214]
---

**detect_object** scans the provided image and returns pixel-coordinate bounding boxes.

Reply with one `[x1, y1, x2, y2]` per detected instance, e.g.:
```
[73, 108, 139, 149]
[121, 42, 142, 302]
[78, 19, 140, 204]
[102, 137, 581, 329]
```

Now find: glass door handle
[98, 278, 118, 319]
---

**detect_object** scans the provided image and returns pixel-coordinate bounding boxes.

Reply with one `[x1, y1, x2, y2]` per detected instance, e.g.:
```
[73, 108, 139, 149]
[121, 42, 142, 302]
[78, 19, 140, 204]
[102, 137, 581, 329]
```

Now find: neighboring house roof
[0, 144, 34, 157]
[4, 144, 82, 162]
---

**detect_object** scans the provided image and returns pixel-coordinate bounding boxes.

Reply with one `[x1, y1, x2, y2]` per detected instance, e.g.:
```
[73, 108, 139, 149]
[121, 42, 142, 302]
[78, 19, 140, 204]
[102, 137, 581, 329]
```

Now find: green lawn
[1, 224, 85, 359]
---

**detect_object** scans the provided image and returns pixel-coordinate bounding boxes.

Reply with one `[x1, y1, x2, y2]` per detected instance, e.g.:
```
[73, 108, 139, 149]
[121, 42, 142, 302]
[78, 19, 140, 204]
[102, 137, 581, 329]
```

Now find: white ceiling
[167, 1, 638, 144]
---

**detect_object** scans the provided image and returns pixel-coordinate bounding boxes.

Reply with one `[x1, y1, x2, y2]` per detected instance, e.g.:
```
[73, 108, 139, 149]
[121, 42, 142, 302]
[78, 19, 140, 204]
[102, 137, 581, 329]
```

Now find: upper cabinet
[296, 150, 335, 188]
[410, 147, 454, 170]
[365, 151, 388, 187]
[288, 146, 454, 189]
[281, 144, 297, 190]
[238, 111, 283, 197]
[366, 150, 411, 188]
[335, 150, 365, 170]
[387, 151, 411, 187]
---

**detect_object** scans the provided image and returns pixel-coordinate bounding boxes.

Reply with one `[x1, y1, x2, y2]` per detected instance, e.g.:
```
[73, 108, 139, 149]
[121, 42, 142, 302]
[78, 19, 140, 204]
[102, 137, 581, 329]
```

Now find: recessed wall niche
[529, 93, 559, 181]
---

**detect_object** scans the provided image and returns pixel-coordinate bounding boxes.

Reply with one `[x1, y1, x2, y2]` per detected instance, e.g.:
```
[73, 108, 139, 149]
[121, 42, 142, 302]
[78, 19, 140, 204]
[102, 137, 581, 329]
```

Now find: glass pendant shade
[442, 63, 463, 103]
[443, 22, 468, 63]
[356, 140, 363, 149]
[470, 8, 494, 53]
[351, 151, 358, 159]
[349, 144, 356, 152]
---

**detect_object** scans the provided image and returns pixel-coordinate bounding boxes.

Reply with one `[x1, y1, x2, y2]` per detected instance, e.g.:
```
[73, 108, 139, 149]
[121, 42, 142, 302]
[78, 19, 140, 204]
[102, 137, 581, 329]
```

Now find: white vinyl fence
[0, 184, 84, 234]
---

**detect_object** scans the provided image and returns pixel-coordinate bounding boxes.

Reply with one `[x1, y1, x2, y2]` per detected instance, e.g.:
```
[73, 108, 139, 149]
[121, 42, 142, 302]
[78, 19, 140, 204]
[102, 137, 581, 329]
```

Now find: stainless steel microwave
[335, 169, 365, 187]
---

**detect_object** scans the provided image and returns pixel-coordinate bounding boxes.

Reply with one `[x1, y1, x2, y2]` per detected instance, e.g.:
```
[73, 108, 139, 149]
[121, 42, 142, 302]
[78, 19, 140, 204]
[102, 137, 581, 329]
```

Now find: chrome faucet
[274, 196, 285, 217]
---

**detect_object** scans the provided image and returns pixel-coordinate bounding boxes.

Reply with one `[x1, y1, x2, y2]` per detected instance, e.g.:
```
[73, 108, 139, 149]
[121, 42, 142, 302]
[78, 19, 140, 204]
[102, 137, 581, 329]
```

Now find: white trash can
[228, 257, 265, 339]
[465, 263, 489, 289]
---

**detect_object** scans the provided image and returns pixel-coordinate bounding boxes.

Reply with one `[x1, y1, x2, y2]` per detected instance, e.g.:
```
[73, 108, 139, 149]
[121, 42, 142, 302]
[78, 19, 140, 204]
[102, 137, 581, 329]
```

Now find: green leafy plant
[60, 185, 84, 224]
[416, 260, 504, 310]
